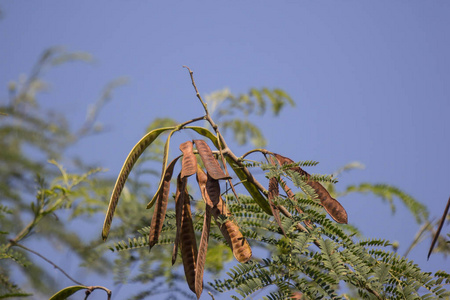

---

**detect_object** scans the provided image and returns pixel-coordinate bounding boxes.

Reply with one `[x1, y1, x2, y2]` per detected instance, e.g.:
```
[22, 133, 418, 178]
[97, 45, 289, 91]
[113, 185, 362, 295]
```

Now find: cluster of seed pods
[102, 135, 347, 299]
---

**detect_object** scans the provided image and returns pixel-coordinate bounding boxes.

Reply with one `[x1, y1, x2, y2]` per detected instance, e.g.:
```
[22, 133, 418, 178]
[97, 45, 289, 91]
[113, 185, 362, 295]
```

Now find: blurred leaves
[205, 87, 295, 147]
[343, 183, 429, 223]
[0, 47, 118, 297]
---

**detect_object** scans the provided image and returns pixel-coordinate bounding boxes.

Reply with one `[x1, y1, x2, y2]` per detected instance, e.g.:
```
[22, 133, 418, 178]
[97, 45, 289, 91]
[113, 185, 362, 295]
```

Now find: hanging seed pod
[268, 176, 286, 237]
[213, 198, 252, 263]
[172, 174, 198, 293]
[180, 196, 198, 295]
[180, 141, 197, 178]
[196, 166, 252, 263]
[195, 202, 211, 299]
[194, 139, 230, 180]
[277, 176, 314, 229]
[274, 153, 348, 224]
[149, 156, 180, 250]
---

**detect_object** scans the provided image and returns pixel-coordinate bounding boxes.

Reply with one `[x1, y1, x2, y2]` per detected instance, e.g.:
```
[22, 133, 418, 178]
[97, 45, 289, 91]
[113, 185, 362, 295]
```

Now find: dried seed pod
[268, 176, 286, 237]
[206, 174, 220, 207]
[274, 153, 348, 224]
[278, 177, 314, 229]
[195, 204, 211, 299]
[180, 141, 197, 178]
[184, 127, 272, 215]
[149, 156, 180, 249]
[172, 174, 188, 264]
[173, 174, 198, 293]
[180, 197, 198, 295]
[194, 139, 230, 180]
[213, 199, 252, 263]
[196, 166, 252, 263]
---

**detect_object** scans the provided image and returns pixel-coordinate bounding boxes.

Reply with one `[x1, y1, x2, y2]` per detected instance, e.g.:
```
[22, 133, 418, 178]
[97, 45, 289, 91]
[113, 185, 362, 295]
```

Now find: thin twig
[428, 195, 450, 259]
[85, 286, 112, 300]
[183, 66, 241, 201]
[404, 221, 432, 258]
[241, 148, 273, 160]
[183, 65, 208, 113]
[9, 240, 84, 286]
[178, 115, 206, 128]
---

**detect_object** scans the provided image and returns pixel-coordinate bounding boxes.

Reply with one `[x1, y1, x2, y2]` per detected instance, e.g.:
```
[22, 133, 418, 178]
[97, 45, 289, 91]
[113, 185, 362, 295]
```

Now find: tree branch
[85, 286, 112, 300]
[9, 240, 84, 286]
[183, 66, 242, 201]
[183, 65, 208, 114]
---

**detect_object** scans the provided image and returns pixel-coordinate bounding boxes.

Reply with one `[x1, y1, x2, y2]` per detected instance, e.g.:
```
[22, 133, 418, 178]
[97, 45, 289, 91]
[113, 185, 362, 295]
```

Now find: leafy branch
[1, 161, 111, 299]
[100, 67, 450, 299]
[101, 67, 358, 299]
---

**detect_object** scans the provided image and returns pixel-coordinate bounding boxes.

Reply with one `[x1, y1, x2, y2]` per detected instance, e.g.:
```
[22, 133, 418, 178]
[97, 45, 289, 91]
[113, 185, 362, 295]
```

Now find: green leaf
[49, 285, 87, 300]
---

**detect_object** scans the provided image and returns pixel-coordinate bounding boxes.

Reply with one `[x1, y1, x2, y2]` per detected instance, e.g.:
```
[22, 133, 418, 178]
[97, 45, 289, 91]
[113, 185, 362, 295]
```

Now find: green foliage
[0, 273, 32, 299]
[343, 183, 428, 223]
[1, 47, 448, 300]
[111, 156, 449, 299]
[0, 161, 106, 296]
[209, 192, 450, 299]
[0, 47, 120, 298]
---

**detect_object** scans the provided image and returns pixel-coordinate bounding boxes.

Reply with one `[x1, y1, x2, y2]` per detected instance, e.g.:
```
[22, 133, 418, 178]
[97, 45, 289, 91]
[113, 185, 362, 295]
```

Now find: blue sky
[2, 1, 450, 298]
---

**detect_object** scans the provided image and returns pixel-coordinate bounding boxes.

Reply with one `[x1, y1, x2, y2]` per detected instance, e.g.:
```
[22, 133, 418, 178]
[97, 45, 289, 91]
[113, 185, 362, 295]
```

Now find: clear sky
[2, 1, 449, 299]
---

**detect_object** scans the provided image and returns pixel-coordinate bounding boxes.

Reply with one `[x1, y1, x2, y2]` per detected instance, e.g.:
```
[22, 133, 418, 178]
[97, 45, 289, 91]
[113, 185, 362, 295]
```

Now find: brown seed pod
[194, 139, 230, 180]
[180, 141, 197, 178]
[277, 177, 314, 229]
[180, 198, 198, 294]
[149, 156, 180, 250]
[268, 176, 286, 237]
[274, 153, 348, 224]
[173, 174, 198, 293]
[206, 174, 220, 207]
[195, 203, 211, 299]
[196, 166, 252, 263]
[172, 174, 188, 265]
[213, 199, 252, 263]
